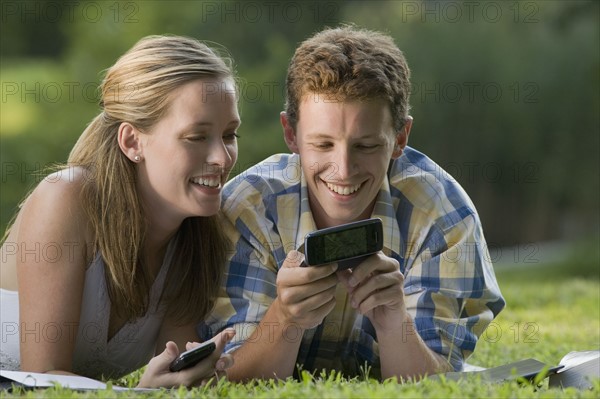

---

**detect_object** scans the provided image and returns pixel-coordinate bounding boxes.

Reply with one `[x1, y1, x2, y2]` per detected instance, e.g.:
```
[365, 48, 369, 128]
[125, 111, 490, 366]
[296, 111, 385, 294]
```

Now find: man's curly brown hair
[285, 25, 411, 132]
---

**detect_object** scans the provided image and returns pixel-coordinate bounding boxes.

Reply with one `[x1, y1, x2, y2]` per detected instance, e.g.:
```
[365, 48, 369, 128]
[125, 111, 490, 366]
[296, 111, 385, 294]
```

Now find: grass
[2, 239, 599, 398]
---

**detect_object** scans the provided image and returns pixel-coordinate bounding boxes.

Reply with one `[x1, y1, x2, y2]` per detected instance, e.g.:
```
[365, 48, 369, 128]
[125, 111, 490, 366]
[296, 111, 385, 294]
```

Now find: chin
[191, 204, 221, 218]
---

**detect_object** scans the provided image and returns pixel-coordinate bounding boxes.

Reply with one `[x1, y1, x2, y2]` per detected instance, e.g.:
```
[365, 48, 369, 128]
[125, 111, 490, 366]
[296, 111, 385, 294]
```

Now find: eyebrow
[305, 132, 384, 140]
[183, 119, 241, 131]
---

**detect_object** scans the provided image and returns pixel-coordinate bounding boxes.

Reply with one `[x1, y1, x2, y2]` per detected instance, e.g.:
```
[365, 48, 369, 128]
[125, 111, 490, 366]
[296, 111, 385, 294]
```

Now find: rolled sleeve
[200, 201, 281, 352]
[404, 213, 505, 370]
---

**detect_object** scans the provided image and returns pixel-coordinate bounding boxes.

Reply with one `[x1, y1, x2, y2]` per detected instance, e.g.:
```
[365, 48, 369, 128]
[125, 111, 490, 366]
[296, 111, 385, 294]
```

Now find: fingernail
[331, 264, 338, 272]
[216, 360, 226, 370]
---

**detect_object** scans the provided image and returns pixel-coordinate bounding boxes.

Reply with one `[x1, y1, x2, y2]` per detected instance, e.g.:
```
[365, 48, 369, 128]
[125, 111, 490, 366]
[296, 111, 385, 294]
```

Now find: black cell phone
[169, 340, 216, 372]
[303, 218, 383, 270]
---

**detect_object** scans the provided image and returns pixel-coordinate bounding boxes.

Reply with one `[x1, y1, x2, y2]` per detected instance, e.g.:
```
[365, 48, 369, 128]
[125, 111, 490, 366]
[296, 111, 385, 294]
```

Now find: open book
[548, 350, 600, 389]
[429, 349, 599, 388]
[0, 370, 156, 392]
[428, 358, 563, 383]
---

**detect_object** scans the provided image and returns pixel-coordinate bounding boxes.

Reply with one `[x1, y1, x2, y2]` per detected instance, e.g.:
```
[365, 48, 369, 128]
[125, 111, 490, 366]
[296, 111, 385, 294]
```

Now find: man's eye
[357, 144, 380, 150]
[314, 143, 333, 149]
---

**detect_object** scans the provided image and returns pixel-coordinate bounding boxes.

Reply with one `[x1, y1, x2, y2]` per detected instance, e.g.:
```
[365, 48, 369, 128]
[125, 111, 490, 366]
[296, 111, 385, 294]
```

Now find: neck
[145, 223, 178, 253]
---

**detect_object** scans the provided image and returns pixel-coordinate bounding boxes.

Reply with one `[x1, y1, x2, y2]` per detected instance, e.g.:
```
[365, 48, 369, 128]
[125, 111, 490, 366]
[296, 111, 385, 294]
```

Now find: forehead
[171, 78, 236, 103]
[165, 78, 237, 113]
[297, 95, 394, 135]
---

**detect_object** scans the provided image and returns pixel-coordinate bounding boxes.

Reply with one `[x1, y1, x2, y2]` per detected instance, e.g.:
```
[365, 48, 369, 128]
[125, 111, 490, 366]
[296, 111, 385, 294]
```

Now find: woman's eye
[224, 133, 240, 142]
[186, 136, 206, 142]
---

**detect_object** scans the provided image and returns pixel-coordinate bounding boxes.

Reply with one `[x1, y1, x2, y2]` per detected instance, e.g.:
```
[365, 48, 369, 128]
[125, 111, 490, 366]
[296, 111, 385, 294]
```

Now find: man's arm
[338, 214, 504, 380]
[337, 252, 452, 381]
[377, 313, 454, 380]
[226, 251, 338, 381]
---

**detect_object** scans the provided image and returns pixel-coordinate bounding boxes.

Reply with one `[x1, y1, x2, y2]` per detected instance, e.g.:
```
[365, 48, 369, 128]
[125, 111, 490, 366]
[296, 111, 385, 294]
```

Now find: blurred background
[1, 0, 598, 263]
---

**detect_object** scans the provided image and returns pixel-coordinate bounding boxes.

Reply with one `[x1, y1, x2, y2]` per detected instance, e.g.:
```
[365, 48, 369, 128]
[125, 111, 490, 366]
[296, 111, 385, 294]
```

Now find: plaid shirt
[200, 147, 505, 376]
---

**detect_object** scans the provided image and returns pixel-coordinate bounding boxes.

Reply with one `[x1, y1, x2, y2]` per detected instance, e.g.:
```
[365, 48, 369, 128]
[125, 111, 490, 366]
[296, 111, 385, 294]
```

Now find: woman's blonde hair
[68, 35, 236, 323]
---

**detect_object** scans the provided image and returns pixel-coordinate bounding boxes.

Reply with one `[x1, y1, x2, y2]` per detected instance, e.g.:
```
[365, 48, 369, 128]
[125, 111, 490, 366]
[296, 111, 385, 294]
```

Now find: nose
[206, 138, 235, 170]
[331, 146, 356, 181]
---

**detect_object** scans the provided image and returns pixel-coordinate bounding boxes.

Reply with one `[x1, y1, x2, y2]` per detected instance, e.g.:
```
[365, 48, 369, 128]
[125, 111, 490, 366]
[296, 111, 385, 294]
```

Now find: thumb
[283, 250, 305, 268]
[154, 341, 179, 369]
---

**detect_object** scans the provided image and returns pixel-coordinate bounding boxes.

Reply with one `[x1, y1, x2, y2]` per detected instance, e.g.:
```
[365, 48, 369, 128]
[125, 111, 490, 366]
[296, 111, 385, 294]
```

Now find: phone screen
[312, 226, 369, 264]
[304, 218, 383, 267]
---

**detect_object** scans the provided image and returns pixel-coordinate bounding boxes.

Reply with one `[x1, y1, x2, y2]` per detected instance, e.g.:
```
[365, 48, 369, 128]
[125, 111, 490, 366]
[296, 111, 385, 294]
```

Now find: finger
[355, 284, 403, 314]
[215, 353, 234, 371]
[281, 251, 338, 285]
[282, 250, 305, 268]
[154, 341, 180, 371]
[211, 328, 236, 354]
[279, 273, 338, 305]
[186, 341, 200, 351]
[336, 268, 353, 288]
[304, 295, 337, 329]
[285, 284, 337, 317]
[347, 253, 398, 288]
[279, 262, 338, 287]
[351, 272, 401, 308]
[138, 342, 181, 388]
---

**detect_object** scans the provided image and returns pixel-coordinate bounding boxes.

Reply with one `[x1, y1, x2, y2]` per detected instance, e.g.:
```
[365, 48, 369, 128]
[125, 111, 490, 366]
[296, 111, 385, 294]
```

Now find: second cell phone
[169, 340, 216, 372]
[302, 218, 383, 270]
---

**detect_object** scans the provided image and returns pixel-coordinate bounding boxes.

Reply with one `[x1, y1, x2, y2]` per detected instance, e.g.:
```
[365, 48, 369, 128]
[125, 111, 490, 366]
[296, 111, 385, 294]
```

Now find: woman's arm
[15, 169, 91, 374]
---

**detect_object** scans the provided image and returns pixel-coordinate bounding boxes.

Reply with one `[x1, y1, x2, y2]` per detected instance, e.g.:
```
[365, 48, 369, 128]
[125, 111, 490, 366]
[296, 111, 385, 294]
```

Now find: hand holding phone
[169, 340, 216, 372]
[302, 218, 383, 270]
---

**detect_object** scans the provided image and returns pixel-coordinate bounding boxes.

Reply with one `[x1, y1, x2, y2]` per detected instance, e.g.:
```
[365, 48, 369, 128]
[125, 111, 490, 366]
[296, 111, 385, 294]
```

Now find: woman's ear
[281, 112, 299, 154]
[117, 122, 143, 162]
[392, 116, 413, 159]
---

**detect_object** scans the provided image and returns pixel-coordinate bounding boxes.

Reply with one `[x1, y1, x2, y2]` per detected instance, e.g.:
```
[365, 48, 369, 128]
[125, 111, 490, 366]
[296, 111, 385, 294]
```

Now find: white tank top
[0, 242, 173, 380]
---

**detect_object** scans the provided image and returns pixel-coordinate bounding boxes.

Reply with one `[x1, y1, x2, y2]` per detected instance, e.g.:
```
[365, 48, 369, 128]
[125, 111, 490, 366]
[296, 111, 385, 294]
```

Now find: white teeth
[326, 182, 361, 195]
[191, 176, 221, 188]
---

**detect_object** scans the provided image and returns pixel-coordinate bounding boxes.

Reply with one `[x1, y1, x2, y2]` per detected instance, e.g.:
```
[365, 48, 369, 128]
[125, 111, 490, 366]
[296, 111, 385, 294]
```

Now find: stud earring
[134, 155, 141, 162]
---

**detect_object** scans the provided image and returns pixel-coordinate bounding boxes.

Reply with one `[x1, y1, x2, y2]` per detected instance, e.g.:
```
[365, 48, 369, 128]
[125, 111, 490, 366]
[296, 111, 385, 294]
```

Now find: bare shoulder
[1, 167, 94, 288]
[25, 166, 89, 214]
[14, 166, 93, 255]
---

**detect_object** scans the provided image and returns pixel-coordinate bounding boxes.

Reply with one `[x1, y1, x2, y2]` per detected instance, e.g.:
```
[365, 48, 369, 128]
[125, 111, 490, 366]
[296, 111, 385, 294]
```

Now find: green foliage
[1, 1, 598, 245]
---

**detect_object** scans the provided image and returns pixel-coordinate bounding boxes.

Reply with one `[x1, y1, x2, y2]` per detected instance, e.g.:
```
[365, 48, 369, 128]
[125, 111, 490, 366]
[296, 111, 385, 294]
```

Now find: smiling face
[282, 96, 409, 229]
[136, 78, 240, 227]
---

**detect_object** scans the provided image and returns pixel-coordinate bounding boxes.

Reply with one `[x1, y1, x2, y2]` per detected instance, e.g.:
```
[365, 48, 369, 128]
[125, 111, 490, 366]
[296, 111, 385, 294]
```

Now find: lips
[325, 181, 362, 196]
[190, 176, 222, 189]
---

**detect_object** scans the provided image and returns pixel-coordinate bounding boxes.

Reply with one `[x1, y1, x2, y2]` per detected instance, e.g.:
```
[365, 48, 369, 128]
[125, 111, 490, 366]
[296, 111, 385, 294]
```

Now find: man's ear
[281, 112, 299, 154]
[117, 122, 143, 162]
[392, 116, 413, 159]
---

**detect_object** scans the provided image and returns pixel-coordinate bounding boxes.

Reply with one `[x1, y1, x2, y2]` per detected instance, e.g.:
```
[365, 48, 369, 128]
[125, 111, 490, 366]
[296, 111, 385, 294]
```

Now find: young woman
[0, 35, 240, 388]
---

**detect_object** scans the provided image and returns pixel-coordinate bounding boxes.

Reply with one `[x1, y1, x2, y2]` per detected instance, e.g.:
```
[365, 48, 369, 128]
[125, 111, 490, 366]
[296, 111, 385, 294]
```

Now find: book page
[0, 370, 109, 389]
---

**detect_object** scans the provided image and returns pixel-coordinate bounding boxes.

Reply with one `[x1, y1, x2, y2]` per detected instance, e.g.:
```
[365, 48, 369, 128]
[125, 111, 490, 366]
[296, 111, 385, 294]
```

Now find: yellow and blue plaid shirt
[200, 147, 505, 376]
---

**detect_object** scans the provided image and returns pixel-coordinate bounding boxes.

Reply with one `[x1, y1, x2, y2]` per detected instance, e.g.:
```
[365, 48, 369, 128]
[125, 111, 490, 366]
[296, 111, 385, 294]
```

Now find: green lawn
[2, 240, 599, 398]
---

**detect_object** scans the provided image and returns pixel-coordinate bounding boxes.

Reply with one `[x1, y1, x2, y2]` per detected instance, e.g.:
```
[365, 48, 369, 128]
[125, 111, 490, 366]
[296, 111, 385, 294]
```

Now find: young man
[201, 26, 505, 381]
